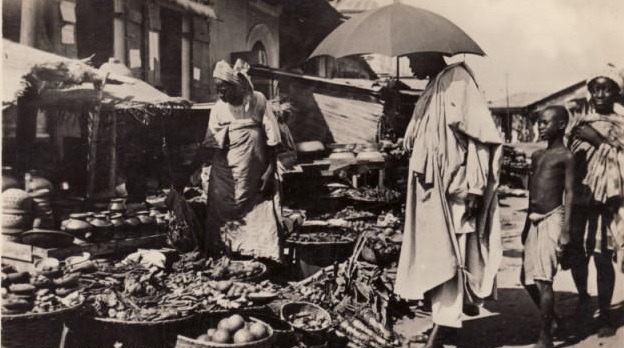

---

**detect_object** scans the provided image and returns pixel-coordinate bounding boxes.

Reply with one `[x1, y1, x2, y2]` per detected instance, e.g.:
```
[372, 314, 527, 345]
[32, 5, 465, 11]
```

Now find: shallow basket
[69, 313, 199, 348]
[175, 317, 274, 348]
[280, 302, 332, 334]
[1, 302, 83, 348]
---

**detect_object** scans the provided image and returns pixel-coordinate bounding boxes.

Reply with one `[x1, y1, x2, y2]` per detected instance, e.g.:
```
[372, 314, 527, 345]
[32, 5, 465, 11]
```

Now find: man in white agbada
[395, 53, 503, 348]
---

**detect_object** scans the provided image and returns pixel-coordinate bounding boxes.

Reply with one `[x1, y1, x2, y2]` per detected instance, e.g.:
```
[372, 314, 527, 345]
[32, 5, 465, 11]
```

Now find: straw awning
[2, 39, 190, 111]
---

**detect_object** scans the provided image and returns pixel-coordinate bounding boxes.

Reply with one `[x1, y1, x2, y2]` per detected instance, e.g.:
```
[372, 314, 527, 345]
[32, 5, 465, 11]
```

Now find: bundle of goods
[345, 187, 402, 203]
[176, 315, 274, 348]
[1, 260, 84, 315]
[2, 188, 34, 241]
[334, 311, 401, 348]
[378, 138, 407, 161]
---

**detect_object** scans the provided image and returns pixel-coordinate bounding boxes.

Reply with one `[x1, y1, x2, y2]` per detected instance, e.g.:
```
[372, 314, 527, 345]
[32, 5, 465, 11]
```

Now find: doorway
[160, 7, 182, 96]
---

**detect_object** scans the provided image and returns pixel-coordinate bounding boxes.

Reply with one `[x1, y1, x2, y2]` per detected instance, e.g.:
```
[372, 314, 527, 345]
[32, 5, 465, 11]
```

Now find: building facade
[2, 0, 281, 102]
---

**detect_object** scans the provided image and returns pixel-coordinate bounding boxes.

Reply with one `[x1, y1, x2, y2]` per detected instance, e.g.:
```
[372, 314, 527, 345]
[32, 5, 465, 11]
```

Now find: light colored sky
[367, 0, 624, 101]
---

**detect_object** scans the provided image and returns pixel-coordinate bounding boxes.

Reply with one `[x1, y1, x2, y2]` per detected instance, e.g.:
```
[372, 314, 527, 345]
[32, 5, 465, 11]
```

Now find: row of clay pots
[61, 210, 167, 243]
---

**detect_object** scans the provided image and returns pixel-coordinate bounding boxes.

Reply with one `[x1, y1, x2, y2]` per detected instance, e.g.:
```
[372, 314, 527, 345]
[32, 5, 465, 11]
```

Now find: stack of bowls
[2, 188, 34, 241]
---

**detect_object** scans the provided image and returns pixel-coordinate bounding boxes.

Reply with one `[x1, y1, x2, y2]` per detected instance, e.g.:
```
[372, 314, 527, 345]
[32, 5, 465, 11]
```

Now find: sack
[164, 189, 203, 253]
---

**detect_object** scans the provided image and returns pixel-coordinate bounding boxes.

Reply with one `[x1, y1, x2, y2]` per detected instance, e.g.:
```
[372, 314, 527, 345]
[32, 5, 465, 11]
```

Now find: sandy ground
[394, 195, 624, 348]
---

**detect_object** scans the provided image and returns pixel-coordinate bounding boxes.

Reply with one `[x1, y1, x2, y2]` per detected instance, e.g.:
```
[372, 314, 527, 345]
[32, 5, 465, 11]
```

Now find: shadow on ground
[457, 290, 624, 348]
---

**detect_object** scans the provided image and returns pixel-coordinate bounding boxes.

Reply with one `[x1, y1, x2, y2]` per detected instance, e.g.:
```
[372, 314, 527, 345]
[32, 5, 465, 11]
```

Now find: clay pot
[88, 215, 113, 242]
[61, 214, 92, 239]
[108, 198, 127, 213]
[135, 211, 156, 236]
[124, 214, 141, 238]
[110, 213, 127, 240]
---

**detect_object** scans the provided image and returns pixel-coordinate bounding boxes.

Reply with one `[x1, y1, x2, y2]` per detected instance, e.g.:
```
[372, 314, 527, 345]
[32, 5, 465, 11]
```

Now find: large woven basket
[68, 314, 199, 348]
[175, 317, 274, 348]
[1, 302, 83, 348]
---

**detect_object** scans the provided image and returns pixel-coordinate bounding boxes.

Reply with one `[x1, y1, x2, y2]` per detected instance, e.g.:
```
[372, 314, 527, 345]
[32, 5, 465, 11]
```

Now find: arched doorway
[251, 41, 268, 66]
[246, 24, 278, 68]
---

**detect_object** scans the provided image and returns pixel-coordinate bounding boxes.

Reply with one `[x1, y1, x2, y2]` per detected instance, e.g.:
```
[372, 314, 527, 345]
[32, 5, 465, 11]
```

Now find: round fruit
[233, 329, 254, 343]
[207, 328, 216, 337]
[217, 318, 231, 331]
[212, 329, 231, 344]
[196, 334, 209, 342]
[228, 314, 245, 332]
[249, 322, 268, 339]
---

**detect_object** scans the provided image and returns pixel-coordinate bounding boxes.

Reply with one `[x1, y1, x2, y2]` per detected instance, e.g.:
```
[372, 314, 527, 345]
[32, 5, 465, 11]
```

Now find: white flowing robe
[203, 91, 283, 260]
[395, 63, 503, 327]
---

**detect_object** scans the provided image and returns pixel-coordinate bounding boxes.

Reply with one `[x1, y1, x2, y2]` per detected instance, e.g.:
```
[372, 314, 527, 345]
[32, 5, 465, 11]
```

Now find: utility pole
[505, 72, 511, 143]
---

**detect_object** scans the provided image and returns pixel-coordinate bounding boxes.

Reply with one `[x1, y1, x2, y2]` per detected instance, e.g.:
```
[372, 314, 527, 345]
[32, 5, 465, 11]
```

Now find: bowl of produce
[280, 302, 332, 334]
[176, 315, 274, 348]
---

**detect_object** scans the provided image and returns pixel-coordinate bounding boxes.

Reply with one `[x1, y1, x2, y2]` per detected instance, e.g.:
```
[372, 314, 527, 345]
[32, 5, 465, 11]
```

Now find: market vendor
[566, 64, 624, 337]
[395, 53, 503, 348]
[197, 59, 283, 261]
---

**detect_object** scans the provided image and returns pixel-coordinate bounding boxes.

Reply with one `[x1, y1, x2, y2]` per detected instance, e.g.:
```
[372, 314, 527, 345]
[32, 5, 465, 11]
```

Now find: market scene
[1, 0, 623, 348]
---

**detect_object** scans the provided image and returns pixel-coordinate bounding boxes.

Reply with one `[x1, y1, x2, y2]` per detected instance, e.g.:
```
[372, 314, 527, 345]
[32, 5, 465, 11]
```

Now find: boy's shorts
[522, 206, 564, 285]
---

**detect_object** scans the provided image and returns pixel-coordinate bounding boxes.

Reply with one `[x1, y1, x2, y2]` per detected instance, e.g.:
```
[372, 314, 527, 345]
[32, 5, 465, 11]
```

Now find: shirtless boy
[522, 106, 575, 348]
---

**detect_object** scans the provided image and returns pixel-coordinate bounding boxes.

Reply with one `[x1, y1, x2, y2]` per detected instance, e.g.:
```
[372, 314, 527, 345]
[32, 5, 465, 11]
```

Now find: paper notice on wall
[129, 49, 142, 68]
[61, 25, 75, 44]
[149, 31, 159, 71]
[60, 1, 76, 23]
[193, 67, 201, 81]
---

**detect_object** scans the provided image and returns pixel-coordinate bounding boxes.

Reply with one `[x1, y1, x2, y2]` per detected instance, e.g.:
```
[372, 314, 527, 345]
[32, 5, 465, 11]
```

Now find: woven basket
[1, 302, 83, 348]
[175, 317, 274, 348]
[280, 302, 332, 334]
[68, 314, 199, 348]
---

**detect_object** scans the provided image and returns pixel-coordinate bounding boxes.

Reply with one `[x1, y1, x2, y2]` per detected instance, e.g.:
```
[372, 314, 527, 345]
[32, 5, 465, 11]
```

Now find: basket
[68, 313, 199, 348]
[175, 317, 274, 348]
[280, 302, 332, 334]
[1, 302, 83, 348]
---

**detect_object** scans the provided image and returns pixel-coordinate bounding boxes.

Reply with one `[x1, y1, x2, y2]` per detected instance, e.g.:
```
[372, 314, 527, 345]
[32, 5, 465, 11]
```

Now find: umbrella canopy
[309, 2, 485, 59]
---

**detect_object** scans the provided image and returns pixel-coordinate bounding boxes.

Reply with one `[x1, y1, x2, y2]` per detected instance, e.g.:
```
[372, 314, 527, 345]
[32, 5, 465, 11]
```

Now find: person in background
[395, 53, 503, 348]
[196, 59, 282, 261]
[566, 64, 624, 338]
[521, 106, 575, 348]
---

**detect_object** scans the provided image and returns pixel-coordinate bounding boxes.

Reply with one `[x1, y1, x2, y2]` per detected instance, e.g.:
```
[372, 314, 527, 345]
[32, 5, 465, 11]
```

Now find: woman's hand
[572, 124, 603, 147]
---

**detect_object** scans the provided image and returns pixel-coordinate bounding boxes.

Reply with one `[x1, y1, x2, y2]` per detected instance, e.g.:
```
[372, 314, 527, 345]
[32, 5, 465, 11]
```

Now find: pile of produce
[83, 252, 280, 321]
[361, 229, 401, 266]
[1, 262, 83, 315]
[195, 315, 271, 344]
[284, 309, 331, 331]
[318, 206, 376, 221]
[345, 187, 401, 203]
[287, 231, 356, 244]
[172, 252, 266, 280]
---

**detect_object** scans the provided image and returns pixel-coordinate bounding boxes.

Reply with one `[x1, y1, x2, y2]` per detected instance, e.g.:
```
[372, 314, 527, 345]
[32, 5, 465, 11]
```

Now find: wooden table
[2, 234, 167, 272]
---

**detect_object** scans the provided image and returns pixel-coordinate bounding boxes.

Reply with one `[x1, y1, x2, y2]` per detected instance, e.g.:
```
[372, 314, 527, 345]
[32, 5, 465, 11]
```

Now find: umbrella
[309, 2, 485, 59]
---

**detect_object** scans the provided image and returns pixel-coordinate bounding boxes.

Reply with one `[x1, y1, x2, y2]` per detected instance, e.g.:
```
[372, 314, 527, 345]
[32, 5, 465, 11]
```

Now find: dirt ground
[394, 195, 624, 348]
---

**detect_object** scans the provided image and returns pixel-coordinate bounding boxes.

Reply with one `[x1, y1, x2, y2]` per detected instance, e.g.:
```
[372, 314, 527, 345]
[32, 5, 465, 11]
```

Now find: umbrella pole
[396, 56, 400, 81]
